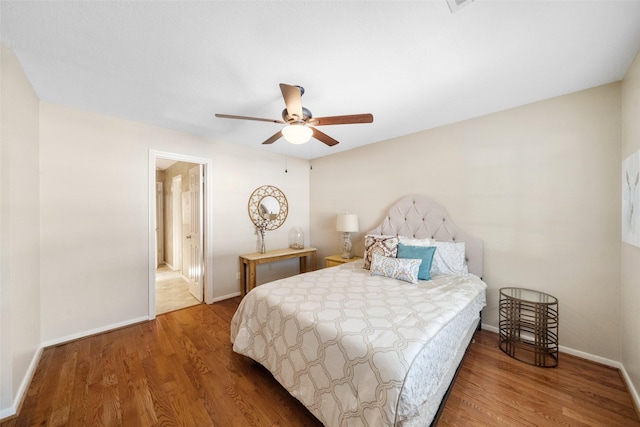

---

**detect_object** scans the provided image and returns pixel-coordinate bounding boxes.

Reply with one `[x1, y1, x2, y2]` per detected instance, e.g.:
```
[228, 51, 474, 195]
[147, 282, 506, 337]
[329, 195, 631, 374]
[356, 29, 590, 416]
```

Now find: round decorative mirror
[259, 196, 280, 220]
[248, 185, 288, 230]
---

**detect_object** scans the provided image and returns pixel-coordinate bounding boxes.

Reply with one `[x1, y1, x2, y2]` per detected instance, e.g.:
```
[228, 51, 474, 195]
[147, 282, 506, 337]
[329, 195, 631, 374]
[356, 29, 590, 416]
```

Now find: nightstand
[499, 287, 558, 367]
[325, 254, 362, 268]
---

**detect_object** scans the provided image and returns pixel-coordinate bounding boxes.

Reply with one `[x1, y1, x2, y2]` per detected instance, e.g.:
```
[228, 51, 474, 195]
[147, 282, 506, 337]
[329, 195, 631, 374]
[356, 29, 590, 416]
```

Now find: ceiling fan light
[282, 124, 312, 144]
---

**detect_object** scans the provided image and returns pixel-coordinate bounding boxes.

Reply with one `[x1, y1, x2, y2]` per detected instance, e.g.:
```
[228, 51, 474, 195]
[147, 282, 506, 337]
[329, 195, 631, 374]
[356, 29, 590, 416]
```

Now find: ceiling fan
[215, 83, 373, 147]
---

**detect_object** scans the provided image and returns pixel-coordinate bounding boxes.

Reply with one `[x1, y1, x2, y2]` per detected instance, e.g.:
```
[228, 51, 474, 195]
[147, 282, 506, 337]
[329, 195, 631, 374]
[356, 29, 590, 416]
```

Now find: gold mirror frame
[248, 185, 288, 230]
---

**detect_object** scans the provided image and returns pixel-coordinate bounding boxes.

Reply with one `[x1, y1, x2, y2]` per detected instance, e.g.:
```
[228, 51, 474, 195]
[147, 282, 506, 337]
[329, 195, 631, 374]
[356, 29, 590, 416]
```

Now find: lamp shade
[336, 214, 359, 232]
[281, 124, 312, 144]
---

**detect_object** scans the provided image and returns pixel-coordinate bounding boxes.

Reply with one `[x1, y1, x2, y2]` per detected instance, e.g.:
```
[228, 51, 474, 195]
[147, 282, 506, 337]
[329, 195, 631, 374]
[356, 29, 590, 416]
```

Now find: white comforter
[230, 261, 486, 427]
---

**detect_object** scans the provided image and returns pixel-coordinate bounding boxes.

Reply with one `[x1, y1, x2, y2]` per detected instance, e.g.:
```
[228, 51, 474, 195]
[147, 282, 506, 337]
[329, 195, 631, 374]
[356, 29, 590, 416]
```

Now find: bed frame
[367, 195, 483, 278]
[367, 195, 484, 426]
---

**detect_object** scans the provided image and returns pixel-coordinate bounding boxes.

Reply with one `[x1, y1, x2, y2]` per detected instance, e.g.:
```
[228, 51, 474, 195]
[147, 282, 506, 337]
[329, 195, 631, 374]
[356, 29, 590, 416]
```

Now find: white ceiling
[2, 1, 640, 160]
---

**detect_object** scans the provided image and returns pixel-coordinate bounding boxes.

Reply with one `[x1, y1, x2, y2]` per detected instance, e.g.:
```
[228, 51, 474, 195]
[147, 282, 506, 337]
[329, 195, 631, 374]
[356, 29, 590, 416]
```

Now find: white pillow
[398, 236, 433, 247]
[369, 253, 421, 284]
[431, 241, 468, 275]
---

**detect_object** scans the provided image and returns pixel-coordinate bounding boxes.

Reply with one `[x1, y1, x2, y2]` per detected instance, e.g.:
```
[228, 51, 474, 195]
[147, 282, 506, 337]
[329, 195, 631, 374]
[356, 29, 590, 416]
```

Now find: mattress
[230, 260, 487, 426]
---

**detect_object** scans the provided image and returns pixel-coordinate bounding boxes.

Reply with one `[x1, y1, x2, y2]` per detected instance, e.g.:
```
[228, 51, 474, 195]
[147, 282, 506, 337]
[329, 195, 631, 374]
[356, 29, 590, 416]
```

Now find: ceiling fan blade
[311, 113, 374, 126]
[312, 127, 339, 146]
[215, 113, 285, 124]
[279, 83, 303, 121]
[262, 130, 283, 145]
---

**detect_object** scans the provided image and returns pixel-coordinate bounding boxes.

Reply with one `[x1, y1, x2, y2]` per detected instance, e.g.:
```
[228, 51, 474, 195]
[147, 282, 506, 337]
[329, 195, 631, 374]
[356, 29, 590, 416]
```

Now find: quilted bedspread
[230, 261, 486, 427]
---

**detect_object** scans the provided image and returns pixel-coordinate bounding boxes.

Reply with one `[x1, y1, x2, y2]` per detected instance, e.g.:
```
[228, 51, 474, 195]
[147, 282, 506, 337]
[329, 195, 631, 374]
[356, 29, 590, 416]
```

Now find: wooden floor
[2, 297, 639, 427]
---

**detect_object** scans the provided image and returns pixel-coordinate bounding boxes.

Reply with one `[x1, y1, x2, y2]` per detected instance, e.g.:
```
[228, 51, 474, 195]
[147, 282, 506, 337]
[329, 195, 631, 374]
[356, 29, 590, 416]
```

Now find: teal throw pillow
[397, 243, 436, 280]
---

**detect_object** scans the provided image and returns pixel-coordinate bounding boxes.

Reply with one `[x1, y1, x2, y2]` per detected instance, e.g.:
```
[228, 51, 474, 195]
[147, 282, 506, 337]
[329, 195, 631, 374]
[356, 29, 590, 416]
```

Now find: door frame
[148, 150, 214, 319]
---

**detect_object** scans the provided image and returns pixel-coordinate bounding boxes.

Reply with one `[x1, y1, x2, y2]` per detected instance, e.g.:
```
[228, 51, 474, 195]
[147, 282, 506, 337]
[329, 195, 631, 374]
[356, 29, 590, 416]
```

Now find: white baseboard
[209, 291, 240, 304]
[0, 346, 43, 422]
[481, 324, 639, 411]
[40, 315, 149, 348]
[620, 364, 640, 414]
[0, 406, 16, 421]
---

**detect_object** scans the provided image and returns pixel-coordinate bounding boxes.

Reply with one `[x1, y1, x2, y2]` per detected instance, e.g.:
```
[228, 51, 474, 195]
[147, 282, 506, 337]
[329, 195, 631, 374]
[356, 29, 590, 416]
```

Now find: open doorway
[149, 151, 213, 319]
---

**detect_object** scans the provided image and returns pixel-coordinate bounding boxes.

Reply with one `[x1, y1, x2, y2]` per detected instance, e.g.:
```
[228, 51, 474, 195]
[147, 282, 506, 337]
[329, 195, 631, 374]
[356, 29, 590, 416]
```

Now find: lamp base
[341, 232, 353, 259]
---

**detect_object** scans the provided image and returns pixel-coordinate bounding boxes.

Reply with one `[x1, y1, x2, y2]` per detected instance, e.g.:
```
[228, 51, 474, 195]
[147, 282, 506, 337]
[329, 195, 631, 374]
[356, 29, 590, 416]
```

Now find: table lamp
[336, 213, 359, 259]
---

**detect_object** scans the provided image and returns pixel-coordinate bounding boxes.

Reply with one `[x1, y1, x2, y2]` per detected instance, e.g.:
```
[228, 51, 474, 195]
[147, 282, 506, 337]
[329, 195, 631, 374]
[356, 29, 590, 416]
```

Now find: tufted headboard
[367, 195, 483, 278]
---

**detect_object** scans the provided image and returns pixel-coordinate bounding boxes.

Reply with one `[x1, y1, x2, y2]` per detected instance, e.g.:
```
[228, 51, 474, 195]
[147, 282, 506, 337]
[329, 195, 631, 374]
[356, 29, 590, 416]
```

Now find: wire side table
[499, 287, 558, 367]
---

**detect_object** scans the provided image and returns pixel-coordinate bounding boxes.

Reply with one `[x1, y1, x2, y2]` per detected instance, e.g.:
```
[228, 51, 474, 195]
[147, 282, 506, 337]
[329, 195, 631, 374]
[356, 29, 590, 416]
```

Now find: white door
[181, 165, 204, 301]
[172, 175, 182, 271]
[155, 182, 164, 267]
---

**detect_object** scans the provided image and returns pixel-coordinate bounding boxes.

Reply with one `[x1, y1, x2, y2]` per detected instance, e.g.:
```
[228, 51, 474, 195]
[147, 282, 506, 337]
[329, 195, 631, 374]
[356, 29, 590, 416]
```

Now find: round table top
[500, 287, 557, 304]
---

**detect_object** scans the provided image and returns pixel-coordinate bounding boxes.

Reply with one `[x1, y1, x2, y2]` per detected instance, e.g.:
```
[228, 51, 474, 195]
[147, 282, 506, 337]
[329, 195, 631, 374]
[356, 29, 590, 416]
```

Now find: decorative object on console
[336, 213, 359, 259]
[248, 185, 288, 253]
[256, 221, 267, 253]
[289, 227, 305, 249]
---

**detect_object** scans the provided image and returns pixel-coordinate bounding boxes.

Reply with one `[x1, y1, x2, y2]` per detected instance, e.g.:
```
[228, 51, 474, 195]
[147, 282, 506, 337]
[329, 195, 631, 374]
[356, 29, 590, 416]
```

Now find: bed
[230, 195, 487, 426]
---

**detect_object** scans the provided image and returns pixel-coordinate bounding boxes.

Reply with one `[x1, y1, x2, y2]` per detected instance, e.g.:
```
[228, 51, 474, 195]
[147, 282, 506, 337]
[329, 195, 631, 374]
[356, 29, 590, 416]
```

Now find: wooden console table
[239, 247, 317, 297]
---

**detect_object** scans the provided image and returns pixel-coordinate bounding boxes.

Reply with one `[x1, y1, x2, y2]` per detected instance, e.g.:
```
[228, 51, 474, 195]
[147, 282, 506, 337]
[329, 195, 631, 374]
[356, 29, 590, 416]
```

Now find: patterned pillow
[363, 235, 399, 270]
[431, 241, 468, 275]
[370, 253, 422, 284]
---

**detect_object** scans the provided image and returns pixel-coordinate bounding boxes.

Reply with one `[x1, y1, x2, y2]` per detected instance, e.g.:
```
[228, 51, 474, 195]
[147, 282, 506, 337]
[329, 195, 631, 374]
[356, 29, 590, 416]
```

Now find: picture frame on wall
[622, 149, 640, 247]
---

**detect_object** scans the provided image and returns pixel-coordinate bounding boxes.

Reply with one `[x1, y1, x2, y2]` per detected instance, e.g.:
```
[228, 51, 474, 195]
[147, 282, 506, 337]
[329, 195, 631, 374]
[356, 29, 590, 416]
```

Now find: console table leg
[240, 260, 247, 297]
[248, 262, 257, 293]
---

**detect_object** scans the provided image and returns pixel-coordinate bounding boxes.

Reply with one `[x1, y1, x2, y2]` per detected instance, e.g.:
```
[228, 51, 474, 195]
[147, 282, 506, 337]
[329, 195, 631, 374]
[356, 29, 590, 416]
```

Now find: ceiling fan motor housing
[282, 107, 312, 123]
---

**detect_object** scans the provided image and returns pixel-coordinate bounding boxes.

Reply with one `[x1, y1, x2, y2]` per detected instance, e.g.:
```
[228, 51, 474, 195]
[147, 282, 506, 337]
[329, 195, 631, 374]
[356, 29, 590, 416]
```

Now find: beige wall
[622, 52, 640, 401]
[38, 102, 310, 344]
[0, 44, 41, 417]
[311, 83, 622, 362]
